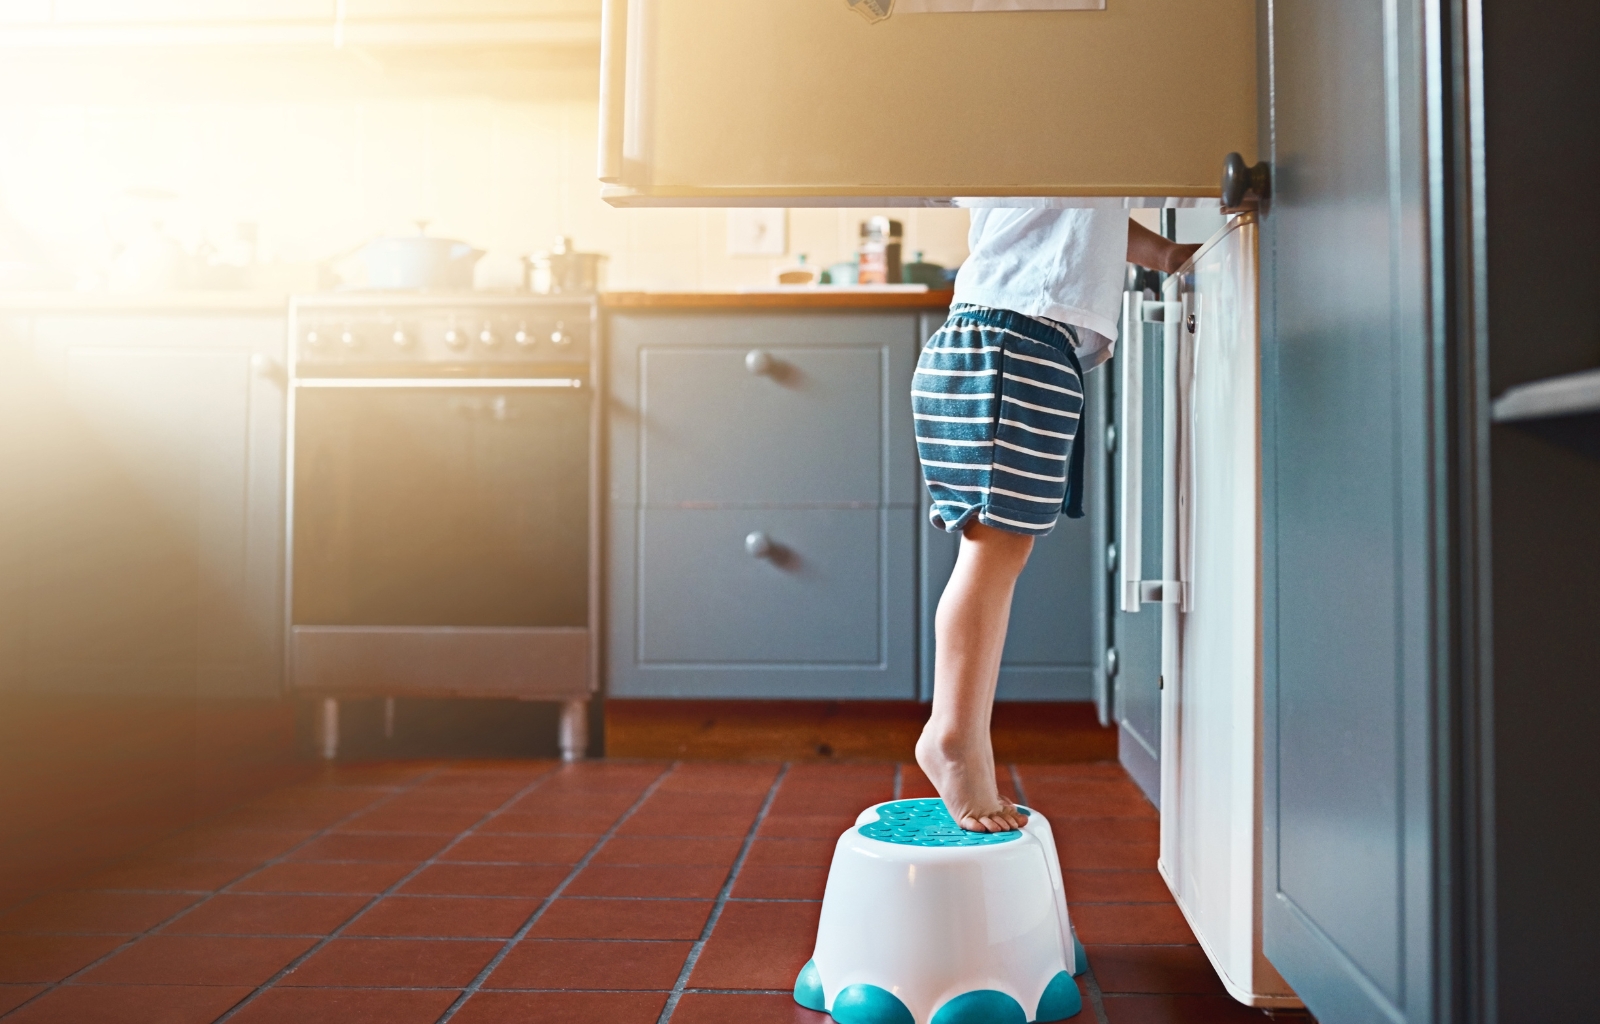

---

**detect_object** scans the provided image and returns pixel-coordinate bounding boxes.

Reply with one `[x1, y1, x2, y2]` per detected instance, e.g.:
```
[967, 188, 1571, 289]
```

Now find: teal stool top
[857, 798, 1028, 848]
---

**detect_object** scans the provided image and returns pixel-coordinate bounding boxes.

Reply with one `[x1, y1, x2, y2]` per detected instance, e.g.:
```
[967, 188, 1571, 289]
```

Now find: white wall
[0, 89, 972, 292]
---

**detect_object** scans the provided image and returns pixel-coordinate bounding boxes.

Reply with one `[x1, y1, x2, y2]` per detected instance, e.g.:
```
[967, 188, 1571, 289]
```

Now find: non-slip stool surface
[799, 799, 1083, 1024]
[857, 799, 1026, 847]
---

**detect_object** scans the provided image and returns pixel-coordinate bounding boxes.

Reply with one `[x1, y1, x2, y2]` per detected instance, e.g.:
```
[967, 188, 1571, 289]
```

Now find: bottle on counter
[856, 217, 903, 285]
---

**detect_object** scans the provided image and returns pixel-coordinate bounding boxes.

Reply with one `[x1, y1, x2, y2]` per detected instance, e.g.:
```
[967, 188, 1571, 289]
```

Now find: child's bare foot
[915, 724, 1026, 833]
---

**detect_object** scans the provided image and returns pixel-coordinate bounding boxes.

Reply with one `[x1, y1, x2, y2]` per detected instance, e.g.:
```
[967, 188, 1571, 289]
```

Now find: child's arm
[1128, 219, 1202, 274]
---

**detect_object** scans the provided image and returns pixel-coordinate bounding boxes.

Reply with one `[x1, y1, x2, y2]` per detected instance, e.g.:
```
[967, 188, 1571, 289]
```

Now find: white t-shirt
[951, 205, 1130, 370]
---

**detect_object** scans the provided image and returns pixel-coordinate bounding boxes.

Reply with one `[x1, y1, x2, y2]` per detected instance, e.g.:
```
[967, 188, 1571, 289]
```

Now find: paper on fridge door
[849, 0, 1103, 21]
[846, 0, 894, 23]
[899, 0, 1105, 11]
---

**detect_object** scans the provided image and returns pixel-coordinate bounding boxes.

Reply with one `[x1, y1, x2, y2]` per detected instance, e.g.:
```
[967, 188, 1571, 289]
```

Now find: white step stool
[793, 798, 1087, 1024]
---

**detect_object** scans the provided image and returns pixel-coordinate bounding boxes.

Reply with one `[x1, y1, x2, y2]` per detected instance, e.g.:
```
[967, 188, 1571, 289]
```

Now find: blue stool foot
[832, 984, 915, 1024]
[794, 959, 826, 1012]
[931, 990, 1027, 1024]
[1071, 930, 1088, 977]
[1034, 971, 1083, 1022]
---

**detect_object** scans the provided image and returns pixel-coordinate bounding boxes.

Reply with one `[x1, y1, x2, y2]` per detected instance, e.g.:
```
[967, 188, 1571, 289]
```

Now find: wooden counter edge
[602, 289, 955, 310]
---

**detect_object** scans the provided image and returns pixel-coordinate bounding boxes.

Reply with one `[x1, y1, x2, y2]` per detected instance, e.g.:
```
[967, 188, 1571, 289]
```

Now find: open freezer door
[597, 0, 1257, 205]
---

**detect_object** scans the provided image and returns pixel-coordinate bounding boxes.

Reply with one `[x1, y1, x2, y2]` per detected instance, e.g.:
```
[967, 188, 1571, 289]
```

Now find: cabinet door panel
[607, 311, 923, 509]
[25, 317, 284, 699]
[1262, 1, 1437, 1020]
[639, 346, 883, 506]
[608, 504, 917, 699]
[640, 508, 881, 665]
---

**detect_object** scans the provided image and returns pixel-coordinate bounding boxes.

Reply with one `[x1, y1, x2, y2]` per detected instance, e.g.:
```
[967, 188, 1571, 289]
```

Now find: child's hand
[1128, 220, 1201, 275]
[1163, 243, 1201, 274]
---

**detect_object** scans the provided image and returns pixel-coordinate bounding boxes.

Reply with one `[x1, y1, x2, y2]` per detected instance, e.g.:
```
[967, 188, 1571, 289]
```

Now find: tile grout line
[0, 764, 458, 1022]
[209, 762, 569, 1024]
[656, 761, 791, 1024]
[1009, 763, 1029, 808]
[1077, 962, 1113, 1024]
[432, 762, 682, 1024]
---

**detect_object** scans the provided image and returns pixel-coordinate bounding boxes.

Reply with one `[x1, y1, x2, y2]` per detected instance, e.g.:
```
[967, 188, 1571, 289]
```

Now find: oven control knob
[550, 328, 570, 347]
[444, 328, 466, 350]
[391, 329, 410, 348]
[479, 327, 498, 348]
[304, 329, 322, 348]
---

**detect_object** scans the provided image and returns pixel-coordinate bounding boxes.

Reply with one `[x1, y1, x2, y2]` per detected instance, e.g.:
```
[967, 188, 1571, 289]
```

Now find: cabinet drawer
[637, 507, 886, 665]
[639, 345, 884, 506]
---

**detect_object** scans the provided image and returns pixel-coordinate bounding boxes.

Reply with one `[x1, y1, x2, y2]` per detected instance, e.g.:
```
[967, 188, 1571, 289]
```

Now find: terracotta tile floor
[0, 759, 1288, 1024]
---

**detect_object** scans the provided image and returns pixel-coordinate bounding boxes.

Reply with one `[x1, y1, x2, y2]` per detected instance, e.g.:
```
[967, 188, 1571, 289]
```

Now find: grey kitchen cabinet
[606, 307, 923, 699]
[2, 311, 287, 700]
[918, 335, 1108, 705]
[1260, 2, 1442, 1020]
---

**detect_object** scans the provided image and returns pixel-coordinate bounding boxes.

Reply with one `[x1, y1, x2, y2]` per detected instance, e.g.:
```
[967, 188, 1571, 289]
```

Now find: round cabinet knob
[340, 329, 360, 350]
[444, 328, 466, 350]
[391, 329, 410, 348]
[479, 327, 498, 347]
[514, 327, 532, 347]
[249, 352, 280, 380]
[304, 329, 322, 348]
[745, 350, 774, 375]
[744, 531, 774, 558]
[549, 328, 570, 346]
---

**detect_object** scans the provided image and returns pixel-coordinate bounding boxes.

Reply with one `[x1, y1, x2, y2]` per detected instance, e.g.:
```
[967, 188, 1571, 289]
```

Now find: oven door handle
[292, 378, 584, 389]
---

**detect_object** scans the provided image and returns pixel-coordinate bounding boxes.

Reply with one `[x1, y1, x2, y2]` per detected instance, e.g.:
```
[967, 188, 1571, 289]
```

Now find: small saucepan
[522, 236, 607, 295]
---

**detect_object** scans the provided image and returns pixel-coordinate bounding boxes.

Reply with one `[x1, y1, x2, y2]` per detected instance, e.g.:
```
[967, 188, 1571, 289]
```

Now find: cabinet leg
[559, 699, 588, 762]
[382, 696, 396, 740]
[319, 698, 340, 761]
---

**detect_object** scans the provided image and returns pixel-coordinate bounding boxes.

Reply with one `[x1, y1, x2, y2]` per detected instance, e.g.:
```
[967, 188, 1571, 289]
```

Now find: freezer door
[598, 0, 1258, 205]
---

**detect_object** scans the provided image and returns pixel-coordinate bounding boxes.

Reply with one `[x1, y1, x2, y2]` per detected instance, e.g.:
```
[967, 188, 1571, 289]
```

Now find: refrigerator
[1118, 213, 1298, 1009]
[597, 0, 1258, 205]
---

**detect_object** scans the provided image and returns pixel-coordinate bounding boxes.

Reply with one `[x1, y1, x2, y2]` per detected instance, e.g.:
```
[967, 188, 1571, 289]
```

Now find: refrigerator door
[599, 0, 1258, 205]
[1155, 214, 1299, 1007]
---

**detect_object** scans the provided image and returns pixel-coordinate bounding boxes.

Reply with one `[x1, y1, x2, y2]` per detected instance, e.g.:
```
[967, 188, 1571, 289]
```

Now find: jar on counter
[856, 217, 903, 285]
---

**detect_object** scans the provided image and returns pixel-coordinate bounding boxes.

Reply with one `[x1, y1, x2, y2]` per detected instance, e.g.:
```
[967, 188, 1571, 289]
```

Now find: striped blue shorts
[913, 303, 1087, 537]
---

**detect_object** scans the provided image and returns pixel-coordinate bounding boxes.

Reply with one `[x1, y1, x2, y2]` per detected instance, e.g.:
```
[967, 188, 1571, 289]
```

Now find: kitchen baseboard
[603, 699, 1113, 763]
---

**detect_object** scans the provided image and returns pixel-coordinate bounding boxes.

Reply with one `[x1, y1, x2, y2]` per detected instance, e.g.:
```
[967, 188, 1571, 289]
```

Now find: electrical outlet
[727, 209, 787, 256]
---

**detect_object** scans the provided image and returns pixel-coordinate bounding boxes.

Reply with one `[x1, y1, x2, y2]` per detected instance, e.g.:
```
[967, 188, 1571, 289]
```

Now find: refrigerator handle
[1120, 295, 1184, 612]
[1118, 291, 1145, 613]
[598, 0, 629, 183]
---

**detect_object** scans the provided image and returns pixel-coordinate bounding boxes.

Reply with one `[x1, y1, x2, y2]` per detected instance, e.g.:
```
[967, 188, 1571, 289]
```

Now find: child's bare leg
[916, 520, 1033, 833]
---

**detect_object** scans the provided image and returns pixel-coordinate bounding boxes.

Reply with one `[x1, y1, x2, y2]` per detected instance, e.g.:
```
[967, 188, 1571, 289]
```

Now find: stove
[285, 294, 600, 760]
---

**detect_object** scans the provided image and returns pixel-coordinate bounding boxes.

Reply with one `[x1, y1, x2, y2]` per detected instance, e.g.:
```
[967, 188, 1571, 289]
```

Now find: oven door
[288, 379, 592, 699]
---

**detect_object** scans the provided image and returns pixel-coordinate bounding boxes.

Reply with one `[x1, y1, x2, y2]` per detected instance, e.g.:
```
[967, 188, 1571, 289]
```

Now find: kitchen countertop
[603, 289, 955, 310]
